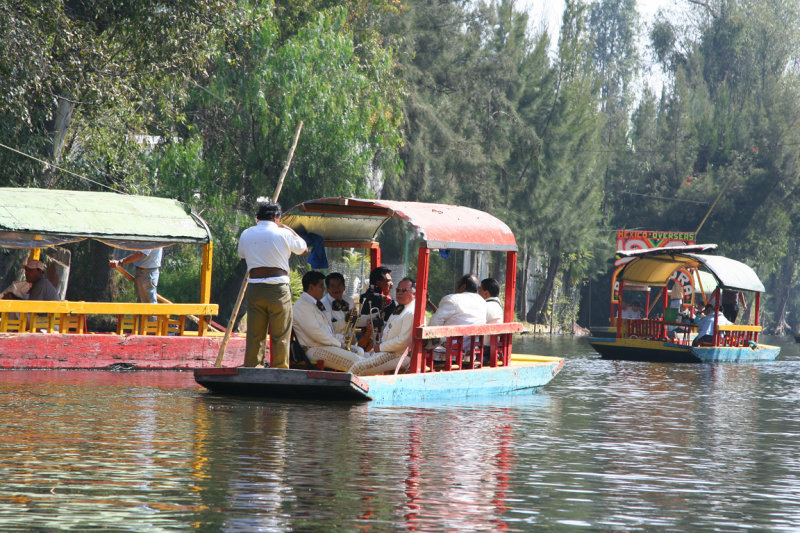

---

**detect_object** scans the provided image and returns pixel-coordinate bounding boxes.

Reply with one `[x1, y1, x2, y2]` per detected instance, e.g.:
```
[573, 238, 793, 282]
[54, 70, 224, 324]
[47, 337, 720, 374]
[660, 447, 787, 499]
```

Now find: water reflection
[2, 338, 800, 531]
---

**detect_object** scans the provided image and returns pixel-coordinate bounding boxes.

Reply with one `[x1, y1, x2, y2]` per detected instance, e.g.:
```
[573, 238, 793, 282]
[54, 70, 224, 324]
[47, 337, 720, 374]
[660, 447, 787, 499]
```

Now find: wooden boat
[589, 244, 780, 363]
[0, 188, 245, 369]
[194, 197, 564, 402]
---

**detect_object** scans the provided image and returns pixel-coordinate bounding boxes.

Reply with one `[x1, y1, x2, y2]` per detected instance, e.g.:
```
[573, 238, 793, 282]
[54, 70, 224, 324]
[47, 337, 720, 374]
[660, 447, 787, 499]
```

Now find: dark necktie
[393, 304, 405, 315]
[332, 299, 349, 312]
[315, 300, 326, 312]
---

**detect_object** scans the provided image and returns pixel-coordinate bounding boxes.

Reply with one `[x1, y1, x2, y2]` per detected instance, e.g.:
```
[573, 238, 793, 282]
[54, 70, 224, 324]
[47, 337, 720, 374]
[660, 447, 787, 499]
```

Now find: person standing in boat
[350, 277, 417, 376]
[293, 271, 364, 372]
[721, 289, 746, 323]
[238, 200, 307, 369]
[109, 248, 163, 304]
[321, 272, 354, 335]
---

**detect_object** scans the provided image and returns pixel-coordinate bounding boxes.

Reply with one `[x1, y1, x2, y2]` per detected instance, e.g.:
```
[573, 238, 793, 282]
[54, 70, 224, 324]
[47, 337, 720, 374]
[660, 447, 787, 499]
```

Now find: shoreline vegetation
[2, 1, 800, 335]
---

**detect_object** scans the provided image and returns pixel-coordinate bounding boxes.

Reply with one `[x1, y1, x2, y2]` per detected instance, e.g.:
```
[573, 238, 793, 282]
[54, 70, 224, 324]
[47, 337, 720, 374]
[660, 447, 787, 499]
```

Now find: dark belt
[249, 266, 287, 278]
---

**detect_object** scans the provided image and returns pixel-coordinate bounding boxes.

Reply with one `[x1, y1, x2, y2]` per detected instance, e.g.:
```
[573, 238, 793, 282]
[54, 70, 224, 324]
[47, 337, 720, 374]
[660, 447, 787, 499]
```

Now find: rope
[0, 141, 126, 194]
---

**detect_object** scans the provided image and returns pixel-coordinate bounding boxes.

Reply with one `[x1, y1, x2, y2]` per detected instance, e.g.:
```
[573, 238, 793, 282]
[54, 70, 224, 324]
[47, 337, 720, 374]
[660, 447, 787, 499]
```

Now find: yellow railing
[0, 301, 220, 336]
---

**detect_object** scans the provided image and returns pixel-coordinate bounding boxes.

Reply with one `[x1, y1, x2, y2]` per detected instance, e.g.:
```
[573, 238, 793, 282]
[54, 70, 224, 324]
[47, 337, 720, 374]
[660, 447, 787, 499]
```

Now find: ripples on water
[1, 337, 800, 531]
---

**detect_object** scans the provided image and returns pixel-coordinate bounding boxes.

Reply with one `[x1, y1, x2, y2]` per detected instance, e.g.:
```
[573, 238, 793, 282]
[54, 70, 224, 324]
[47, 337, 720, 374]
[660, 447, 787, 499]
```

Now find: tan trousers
[244, 283, 292, 368]
[349, 350, 408, 376]
[305, 346, 363, 372]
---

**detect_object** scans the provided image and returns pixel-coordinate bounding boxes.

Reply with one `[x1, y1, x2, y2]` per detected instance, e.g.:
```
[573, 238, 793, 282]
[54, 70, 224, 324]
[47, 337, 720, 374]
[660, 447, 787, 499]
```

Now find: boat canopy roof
[0, 188, 211, 250]
[617, 244, 765, 292]
[283, 197, 517, 252]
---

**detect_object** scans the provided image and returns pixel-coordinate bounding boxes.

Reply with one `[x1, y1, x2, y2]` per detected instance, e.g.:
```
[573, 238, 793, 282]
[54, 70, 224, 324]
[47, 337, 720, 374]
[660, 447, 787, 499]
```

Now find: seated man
[430, 274, 486, 358]
[622, 301, 643, 319]
[692, 304, 731, 346]
[350, 277, 417, 376]
[321, 272, 354, 335]
[293, 271, 364, 372]
[1, 259, 59, 301]
[360, 266, 397, 326]
[479, 277, 503, 361]
[430, 274, 486, 327]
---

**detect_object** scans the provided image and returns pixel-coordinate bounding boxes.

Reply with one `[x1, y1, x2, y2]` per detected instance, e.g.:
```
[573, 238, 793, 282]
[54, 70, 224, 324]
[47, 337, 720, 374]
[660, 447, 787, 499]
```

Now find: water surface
[2, 336, 800, 531]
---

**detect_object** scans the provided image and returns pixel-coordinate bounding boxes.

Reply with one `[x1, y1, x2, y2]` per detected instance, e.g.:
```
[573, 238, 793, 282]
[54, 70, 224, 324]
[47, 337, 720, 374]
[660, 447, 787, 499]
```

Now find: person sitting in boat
[321, 272, 354, 335]
[360, 266, 397, 328]
[1, 259, 59, 301]
[621, 300, 643, 319]
[691, 304, 731, 346]
[350, 277, 417, 376]
[430, 274, 486, 328]
[293, 271, 365, 372]
[479, 277, 503, 362]
[429, 274, 486, 360]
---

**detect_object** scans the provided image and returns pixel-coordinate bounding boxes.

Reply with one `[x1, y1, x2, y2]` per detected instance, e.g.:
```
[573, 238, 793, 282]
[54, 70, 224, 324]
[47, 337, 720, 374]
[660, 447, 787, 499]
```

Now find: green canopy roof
[0, 188, 211, 249]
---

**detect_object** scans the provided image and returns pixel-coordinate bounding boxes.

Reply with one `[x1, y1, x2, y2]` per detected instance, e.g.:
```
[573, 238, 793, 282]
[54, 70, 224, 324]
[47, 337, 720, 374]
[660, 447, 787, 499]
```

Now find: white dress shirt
[483, 296, 503, 347]
[485, 297, 503, 324]
[293, 292, 341, 349]
[238, 220, 307, 284]
[377, 302, 416, 354]
[430, 292, 487, 327]
[321, 293, 355, 335]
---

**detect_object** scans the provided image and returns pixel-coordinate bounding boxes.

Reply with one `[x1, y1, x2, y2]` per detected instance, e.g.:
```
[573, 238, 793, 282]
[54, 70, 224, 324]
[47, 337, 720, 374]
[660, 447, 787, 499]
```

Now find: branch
[687, 0, 717, 18]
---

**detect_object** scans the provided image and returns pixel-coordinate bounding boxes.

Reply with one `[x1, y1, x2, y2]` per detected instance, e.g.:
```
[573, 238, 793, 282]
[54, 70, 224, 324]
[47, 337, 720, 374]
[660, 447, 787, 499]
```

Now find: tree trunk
[44, 95, 76, 188]
[519, 239, 528, 320]
[528, 242, 561, 324]
[87, 240, 115, 302]
[772, 240, 798, 334]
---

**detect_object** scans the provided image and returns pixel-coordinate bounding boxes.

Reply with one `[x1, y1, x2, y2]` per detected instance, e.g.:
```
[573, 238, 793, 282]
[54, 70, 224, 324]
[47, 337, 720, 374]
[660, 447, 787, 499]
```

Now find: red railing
[619, 319, 761, 347]
[414, 322, 524, 372]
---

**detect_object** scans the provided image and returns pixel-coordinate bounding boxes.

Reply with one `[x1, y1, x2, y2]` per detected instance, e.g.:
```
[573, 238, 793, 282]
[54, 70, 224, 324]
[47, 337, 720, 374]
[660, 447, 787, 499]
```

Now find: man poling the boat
[237, 200, 307, 369]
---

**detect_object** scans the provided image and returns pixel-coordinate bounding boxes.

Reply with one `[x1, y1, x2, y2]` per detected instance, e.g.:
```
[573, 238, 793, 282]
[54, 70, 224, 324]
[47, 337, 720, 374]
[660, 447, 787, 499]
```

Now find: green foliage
[5, 0, 800, 332]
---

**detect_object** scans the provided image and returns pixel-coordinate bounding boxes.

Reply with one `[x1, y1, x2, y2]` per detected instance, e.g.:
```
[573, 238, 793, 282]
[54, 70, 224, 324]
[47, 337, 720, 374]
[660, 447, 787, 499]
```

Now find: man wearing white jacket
[350, 277, 417, 376]
[293, 271, 364, 372]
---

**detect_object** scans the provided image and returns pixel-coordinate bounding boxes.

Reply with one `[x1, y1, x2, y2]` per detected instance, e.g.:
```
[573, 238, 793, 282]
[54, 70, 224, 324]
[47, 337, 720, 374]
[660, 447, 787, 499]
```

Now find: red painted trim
[0, 333, 246, 369]
[411, 246, 430, 373]
[617, 281, 624, 337]
[417, 323, 523, 338]
[370, 248, 381, 270]
[504, 251, 517, 323]
[196, 367, 239, 376]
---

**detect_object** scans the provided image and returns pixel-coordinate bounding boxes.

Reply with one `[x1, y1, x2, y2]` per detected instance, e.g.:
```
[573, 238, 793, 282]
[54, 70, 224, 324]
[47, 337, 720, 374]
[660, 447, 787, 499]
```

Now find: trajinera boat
[588, 244, 780, 363]
[194, 197, 564, 403]
[0, 188, 245, 369]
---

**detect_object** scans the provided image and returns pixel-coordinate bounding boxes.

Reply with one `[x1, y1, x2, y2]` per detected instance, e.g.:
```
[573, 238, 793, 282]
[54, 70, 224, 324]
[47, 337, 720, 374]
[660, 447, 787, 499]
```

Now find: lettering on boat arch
[611, 230, 696, 304]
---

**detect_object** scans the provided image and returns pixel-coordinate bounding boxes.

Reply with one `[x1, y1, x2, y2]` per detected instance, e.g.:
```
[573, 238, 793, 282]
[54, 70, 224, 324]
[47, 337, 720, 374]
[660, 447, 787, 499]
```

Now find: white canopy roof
[617, 245, 765, 293]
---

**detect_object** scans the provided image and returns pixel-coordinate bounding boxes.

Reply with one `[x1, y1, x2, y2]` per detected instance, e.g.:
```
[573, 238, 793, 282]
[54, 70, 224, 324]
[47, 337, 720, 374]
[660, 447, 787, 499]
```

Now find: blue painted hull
[361, 358, 564, 404]
[589, 337, 780, 363]
[194, 356, 564, 404]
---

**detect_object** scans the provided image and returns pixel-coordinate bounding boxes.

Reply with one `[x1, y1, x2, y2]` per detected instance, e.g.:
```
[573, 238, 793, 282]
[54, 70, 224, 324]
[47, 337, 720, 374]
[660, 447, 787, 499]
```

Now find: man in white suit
[321, 272, 355, 335]
[350, 277, 417, 376]
[293, 271, 364, 372]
